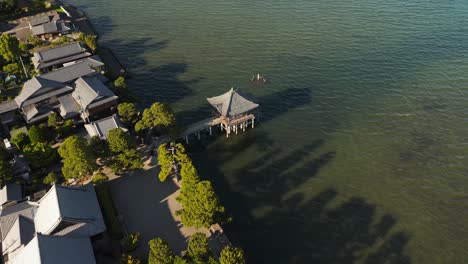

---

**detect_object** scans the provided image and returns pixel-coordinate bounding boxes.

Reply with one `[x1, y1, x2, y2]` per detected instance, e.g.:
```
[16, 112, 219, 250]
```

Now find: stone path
[107, 147, 211, 258]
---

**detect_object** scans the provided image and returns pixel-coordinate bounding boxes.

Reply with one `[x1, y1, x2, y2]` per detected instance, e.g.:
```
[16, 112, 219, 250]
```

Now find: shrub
[96, 185, 123, 239]
[122, 232, 140, 252]
[187, 233, 210, 263]
[43, 172, 58, 185]
[23, 142, 58, 168]
[11, 132, 30, 150]
[121, 254, 141, 264]
[148, 238, 174, 264]
[28, 125, 49, 144]
[92, 172, 108, 185]
[219, 246, 246, 264]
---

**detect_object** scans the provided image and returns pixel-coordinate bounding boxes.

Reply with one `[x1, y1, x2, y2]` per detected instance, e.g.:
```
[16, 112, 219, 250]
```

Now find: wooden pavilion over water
[207, 88, 259, 138]
[182, 88, 259, 143]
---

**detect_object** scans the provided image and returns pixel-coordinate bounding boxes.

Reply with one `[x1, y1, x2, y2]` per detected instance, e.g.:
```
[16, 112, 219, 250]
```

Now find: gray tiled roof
[84, 115, 127, 140]
[0, 202, 37, 240]
[2, 215, 35, 255]
[0, 184, 22, 206]
[39, 62, 96, 83]
[8, 234, 96, 264]
[72, 76, 116, 110]
[58, 94, 80, 118]
[28, 15, 50, 26]
[34, 183, 106, 237]
[32, 43, 91, 70]
[0, 100, 18, 114]
[15, 77, 65, 107]
[207, 88, 259, 117]
[31, 21, 58, 36]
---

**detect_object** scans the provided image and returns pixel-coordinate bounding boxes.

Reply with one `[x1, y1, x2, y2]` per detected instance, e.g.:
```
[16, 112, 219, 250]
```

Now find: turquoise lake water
[69, 0, 468, 263]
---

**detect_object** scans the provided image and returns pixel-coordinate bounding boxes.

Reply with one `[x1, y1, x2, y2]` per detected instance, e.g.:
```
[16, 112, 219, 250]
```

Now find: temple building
[207, 88, 259, 138]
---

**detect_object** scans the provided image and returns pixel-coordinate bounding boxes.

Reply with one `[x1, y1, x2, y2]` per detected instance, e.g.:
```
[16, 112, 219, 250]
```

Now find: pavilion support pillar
[197, 132, 201, 140]
[235, 124, 238, 134]
[243, 122, 246, 132]
[185, 135, 189, 144]
[252, 117, 255, 128]
[220, 124, 224, 131]
[209, 126, 212, 135]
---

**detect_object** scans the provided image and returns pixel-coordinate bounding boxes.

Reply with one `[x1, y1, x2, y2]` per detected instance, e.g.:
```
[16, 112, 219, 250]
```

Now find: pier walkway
[181, 117, 223, 143]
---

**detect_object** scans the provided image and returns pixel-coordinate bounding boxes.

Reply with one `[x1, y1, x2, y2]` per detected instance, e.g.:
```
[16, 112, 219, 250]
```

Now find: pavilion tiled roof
[207, 88, 259, 117]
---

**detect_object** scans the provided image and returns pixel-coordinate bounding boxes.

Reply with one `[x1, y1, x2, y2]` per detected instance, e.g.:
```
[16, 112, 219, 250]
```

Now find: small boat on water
[251, 73, 267, 84]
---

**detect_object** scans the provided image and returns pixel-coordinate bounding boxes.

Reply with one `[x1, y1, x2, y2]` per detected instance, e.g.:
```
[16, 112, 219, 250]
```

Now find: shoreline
[58, 0, 128, 79]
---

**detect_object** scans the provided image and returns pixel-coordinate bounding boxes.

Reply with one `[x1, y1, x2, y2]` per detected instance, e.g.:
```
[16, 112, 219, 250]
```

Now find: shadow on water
[190, 128, 411, 263]
[95, 28, 201, 106]
[176, 86, 313, 127]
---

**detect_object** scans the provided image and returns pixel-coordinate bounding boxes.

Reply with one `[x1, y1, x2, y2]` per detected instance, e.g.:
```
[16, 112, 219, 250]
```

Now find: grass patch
[96, 184, 124, 240]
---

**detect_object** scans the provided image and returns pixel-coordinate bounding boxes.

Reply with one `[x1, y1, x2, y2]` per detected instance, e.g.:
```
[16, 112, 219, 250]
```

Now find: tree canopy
[187, 233, 211, 264]
[0, 160, 12, 187]
[107, 128, 133, 153]
[48, 112, 62, 128]
[23, 142, 58, 168]
[3, 63, 21, 76]
[219, 246, 246, 264]
[58, 136, 97, 179]
[78, 33, 97, 51]
[148, 238, 174, 264]
[135, 102, 175, 133]
[0, 33, 20, 62]
[118, 102, 139, 126]
[11, 132, 30, 150]
[177, 180, 225, 228]
[106, 129, 142, 173]
[28, 125, 49, 144]
[43, 172, 58, 185]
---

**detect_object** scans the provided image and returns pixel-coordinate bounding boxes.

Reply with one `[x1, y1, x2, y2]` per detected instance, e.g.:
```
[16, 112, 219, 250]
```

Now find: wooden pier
[181, 88, 259, 143]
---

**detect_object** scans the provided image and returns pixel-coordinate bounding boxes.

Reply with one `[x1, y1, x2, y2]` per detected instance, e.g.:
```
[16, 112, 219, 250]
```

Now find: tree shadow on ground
[107, 165, 187, 258]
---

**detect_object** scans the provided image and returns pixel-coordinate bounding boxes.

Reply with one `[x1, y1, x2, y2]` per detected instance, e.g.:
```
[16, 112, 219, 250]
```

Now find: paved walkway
[107, 147, 210, 258]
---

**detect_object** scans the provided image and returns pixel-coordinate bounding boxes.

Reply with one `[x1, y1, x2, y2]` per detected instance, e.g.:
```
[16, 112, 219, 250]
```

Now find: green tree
[48, 112, 62, 128]
[107, 128, 133, 153]
[122, 232, 140, 252]
[0, 0, 17, 13]
[78, 33, 97, 51]
[148, 238, 174, 264]
[121, 254, 141, 264]
[55, 119, 74, 138]
[3, 63, 21, 76]
[23, 142, 58, 168]
[157, 143, 174, 182]
[134, 102, 175, 133]
[28, 125, 49, 144]
[0, 159, 12, 187]
[219, 246, 245, 264]
[31, 0, 45, 11]
[114, 76, 127, 89]
[11, 132, 30, 150]
[117, 102, 139, 126]
[43, 172, 58, 185]
[58, 136, 97, 179]
[110, 149, 143, 174]
[92, 172, 108, 185]
[177, 180, 225, 228]
[173, 256, 189, 264]
[0, 33, 20, 62]
[88, 136, 109, 158]
[187, 233, 211, 264]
